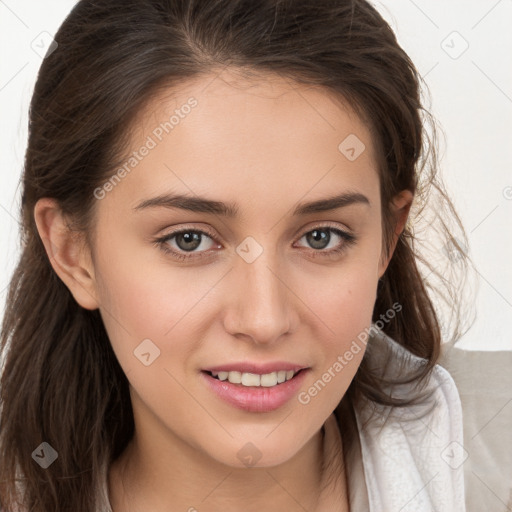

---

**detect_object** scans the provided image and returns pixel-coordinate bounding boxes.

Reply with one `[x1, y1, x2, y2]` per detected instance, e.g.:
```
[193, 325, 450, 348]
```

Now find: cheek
[299, 248, 380, 337]
[290, 265, 377, 427]
[295, 242, 380, 376]
[97, 269, 195, 360]
[326, 272, 377, 336]
[92, 234, 196, 365]
[301, 267, 376, 373]
[94, 256, 216, 433]
[93, 236, 236, 399]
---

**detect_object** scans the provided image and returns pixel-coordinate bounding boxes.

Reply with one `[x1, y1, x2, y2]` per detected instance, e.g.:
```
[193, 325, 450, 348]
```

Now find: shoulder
[363, 326, 463, 411]
[359, 327, 464, 440]
[353, 327, 466, 511]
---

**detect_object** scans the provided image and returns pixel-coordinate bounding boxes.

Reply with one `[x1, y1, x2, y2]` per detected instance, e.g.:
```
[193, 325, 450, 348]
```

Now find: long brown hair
[0, 0, 470, 510]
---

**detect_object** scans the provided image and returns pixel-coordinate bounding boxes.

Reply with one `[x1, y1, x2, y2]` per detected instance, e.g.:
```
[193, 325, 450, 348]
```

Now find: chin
[204, 435, 307, 470]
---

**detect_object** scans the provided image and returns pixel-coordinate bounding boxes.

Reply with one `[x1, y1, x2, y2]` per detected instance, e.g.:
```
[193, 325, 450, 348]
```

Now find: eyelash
[153, 224, 356, 262]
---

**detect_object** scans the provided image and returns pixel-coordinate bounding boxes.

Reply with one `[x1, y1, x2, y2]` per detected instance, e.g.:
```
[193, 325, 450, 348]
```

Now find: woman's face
[90, 70, 393, 468]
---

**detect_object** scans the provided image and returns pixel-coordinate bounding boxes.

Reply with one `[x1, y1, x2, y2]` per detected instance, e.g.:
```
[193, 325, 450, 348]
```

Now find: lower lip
[200, 369, 310, 413]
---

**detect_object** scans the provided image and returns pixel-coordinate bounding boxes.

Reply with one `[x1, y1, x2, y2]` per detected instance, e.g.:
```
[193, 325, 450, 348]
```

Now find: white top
[343, 328, 466, 511]
[95, 328, 466, 511]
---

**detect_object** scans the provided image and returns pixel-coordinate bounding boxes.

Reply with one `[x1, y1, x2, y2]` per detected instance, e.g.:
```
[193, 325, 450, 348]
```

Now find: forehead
[105, 69, 379, 214]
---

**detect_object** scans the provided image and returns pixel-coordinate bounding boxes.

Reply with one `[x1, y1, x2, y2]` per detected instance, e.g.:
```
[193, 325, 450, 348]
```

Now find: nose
[223, 248, 299, 345]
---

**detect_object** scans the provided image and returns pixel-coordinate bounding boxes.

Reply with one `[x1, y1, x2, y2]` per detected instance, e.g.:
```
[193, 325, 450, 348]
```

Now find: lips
[201, 367, 310, 412]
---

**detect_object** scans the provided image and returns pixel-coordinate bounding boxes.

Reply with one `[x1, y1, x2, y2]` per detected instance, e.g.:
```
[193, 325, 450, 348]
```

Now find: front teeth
[211, 370, 297, 387]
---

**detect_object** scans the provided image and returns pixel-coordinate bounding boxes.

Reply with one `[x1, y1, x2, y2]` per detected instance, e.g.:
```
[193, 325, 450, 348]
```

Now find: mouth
[200, 367, 311, 413]
[202, 368, 306, 388]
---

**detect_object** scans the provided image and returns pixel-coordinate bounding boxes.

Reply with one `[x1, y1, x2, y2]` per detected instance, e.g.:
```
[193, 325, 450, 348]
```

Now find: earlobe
[378, 190, 414, 278]
[33, 198, 100, 310]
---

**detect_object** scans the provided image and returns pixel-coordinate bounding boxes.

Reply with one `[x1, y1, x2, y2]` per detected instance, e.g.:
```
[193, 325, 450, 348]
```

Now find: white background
[1, 0, 511, 351]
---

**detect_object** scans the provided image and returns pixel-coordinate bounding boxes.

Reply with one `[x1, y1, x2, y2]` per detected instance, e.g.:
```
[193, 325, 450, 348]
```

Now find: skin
[34, 68, 412, 511]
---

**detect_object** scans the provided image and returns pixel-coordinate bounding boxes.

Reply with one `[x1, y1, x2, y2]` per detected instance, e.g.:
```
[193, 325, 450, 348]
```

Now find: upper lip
[202, 362, 309, 374]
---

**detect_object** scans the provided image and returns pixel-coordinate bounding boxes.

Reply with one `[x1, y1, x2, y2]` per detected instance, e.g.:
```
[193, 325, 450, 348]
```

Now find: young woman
[0, 0, 469, 510]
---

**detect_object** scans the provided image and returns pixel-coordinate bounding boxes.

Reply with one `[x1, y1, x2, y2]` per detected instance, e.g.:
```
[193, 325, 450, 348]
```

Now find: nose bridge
[226, 239, 295, 343]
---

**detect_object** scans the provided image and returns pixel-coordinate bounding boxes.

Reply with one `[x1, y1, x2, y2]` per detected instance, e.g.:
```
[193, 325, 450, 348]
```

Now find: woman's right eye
[154, 229, 220, 261]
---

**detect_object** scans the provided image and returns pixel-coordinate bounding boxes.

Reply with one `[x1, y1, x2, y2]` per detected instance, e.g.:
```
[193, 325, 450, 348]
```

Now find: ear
[33, 198, 99, 310]
[378, 189, 414, 278]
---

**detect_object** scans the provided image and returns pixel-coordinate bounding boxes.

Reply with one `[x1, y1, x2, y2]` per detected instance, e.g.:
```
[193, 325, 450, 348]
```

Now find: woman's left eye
[154, 226, 356, 261]
[295, 227, 356, 256]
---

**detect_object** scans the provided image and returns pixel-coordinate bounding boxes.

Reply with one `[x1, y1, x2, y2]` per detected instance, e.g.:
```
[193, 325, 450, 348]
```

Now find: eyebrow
[133, 191, 370, 216]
